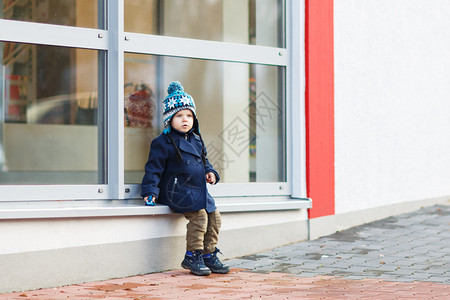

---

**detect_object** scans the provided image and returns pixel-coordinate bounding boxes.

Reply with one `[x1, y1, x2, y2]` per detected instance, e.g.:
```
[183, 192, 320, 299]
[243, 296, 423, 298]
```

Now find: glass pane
[124, 0, 285, 48]
[124, 53, 285, 184]
[0, 0, 103, 29]
[0, 42, 106, 184]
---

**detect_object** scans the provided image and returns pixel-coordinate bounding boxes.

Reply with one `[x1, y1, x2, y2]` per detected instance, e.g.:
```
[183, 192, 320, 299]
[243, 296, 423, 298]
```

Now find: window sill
[0, 198, 311, 220]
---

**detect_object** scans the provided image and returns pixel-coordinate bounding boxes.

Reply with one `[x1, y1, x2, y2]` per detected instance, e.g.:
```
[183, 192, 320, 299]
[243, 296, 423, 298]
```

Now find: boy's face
[171, 109, 194, 133]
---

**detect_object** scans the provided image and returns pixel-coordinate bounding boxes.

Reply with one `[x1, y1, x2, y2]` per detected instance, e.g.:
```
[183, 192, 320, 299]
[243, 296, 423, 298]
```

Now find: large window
[124, 0, 284, 47]
[1, 0, 102, 29]
[124, 54, 285, 184]
[0, 0, 294, 201]
[0, 42, 106, 184]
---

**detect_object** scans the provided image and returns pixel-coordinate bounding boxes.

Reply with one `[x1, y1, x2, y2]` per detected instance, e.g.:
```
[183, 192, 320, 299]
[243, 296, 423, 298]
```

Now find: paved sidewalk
[1, 205, 449, 299]
[228, 204, 450, 283]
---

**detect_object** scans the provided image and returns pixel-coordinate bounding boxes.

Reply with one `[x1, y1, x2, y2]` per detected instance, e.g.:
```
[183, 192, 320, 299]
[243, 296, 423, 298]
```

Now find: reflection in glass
[124, 54, 285, 184]
[124, 0, 284, 47]
[0, 0, 102, 29]
[0, 42, 106, 184]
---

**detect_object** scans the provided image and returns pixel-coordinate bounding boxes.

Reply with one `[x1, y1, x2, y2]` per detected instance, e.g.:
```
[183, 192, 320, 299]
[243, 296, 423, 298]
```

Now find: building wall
[334, 1, 450, 216]
[308, 0, 450, 238]
[5, 0, 450, 293]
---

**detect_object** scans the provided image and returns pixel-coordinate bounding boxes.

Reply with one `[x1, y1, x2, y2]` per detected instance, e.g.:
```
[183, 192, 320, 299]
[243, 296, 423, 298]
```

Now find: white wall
[0, 204, 306, 256]
[0, 205, 308, 293]
[334, 0, 450, 214]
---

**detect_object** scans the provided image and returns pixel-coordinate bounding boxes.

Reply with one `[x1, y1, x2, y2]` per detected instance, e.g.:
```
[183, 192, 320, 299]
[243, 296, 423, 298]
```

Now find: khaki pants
[183, 209, 221, 254]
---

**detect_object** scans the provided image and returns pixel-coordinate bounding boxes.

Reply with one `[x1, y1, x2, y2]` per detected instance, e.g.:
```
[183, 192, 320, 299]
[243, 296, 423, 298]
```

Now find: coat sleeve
[204, 149, 221, 184]
[140, 138, 167, 198]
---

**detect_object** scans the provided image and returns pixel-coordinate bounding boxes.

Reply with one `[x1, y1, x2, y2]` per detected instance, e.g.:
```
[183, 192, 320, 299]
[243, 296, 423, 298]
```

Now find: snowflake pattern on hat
[167, 97, 177, 110]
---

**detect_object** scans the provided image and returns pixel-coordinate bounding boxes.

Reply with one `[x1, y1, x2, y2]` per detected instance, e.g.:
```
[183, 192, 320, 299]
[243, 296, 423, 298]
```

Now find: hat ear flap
[163, 124, 171, 134]
[192, 115, 200, 134]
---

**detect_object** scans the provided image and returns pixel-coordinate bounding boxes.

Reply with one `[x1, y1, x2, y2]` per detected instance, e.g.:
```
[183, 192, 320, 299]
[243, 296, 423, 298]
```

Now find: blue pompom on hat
[163, 81, 197, 134]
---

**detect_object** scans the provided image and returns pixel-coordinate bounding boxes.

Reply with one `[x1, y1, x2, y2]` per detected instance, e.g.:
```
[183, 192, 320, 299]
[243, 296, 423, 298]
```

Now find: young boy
[141, 81, 230, 276]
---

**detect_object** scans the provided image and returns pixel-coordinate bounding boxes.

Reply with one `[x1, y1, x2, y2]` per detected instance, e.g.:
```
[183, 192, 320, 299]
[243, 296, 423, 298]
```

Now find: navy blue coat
[140, 129, 220, 213]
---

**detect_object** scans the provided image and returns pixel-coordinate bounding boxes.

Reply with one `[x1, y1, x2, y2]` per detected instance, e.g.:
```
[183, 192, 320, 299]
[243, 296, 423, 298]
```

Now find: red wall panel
[305, 0, 335, 218]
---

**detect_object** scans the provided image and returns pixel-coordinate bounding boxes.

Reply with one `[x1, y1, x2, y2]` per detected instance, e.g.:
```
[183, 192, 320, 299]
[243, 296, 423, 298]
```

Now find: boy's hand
[206, 172, 216, 185]
[144, 196, 156, 206]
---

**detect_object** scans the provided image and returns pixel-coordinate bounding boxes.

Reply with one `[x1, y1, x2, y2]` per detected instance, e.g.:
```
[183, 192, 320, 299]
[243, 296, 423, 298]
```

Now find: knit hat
[163, 81, 196, 134]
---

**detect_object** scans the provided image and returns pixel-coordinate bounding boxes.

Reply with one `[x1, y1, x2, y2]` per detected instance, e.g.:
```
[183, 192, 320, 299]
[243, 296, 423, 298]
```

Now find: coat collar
[165, 130, 202, 158]
[178, 138, 202, 158]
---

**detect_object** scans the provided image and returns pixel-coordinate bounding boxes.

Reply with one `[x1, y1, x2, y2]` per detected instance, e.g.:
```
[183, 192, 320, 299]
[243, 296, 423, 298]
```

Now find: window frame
[0, 0, 307, 202]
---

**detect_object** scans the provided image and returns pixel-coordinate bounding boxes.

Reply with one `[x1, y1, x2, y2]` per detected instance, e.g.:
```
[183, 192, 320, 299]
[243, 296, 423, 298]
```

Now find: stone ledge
[0, 198, 311, 220]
